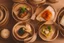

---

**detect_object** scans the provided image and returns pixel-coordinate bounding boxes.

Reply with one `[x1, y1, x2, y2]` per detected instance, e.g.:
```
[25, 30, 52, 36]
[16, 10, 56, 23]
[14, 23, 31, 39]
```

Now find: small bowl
[12, 3, 33, 22]
[12, 21, 35, 42]
[38, 23, 59, 41]
[0, 5, 9, 27]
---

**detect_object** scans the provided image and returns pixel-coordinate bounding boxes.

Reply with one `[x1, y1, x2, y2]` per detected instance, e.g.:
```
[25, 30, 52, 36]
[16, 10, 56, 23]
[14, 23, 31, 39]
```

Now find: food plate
[0, 0, 64, 43]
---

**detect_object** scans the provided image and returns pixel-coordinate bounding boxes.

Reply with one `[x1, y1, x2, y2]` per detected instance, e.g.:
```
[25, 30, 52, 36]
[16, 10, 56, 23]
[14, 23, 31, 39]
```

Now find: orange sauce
[20, 12, 27, 18]
[41, 10, 52, 21]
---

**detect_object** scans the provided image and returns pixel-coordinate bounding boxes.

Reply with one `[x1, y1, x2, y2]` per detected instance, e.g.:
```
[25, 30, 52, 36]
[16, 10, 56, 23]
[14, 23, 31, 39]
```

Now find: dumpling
[1, 29, 10, 39]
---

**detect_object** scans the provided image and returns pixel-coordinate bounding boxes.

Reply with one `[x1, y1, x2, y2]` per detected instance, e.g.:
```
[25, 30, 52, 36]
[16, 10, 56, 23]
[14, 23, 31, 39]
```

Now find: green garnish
[20, 7, 26, 13]
[48, 26, 51, 31]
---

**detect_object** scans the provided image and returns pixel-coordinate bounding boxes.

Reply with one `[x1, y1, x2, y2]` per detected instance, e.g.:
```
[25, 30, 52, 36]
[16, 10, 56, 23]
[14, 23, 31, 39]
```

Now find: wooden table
[0, 0, 64, 43]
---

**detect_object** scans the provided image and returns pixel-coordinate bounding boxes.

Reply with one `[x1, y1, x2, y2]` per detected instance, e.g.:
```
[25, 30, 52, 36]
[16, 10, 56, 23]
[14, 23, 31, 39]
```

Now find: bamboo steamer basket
[0, 5, 9, 27]
[38, 23, 59, 41]
[12, 3, 33, 22]
[12, 21, 36, 42]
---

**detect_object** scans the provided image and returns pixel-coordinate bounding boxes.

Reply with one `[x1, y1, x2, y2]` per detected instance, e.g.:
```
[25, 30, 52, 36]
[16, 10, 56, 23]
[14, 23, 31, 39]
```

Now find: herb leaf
[48, 26, 51, 31]
[20, 7, 26, 13]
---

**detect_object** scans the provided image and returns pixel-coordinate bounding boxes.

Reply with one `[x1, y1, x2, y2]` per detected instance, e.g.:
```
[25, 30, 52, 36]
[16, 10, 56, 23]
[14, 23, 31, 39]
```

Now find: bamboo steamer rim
[12, 21, 35, 41]
[12, 0, 26, 3]
[60, 31, 64, 37]
[48, 0, 58, 3]
[0, 4, 9, 26]
[27, 0, 46, 6]
[38, 23, 59, 41]
[57, 7, 64, 36]
[12, 3, 33, 22]
[0, 10, 3, 21]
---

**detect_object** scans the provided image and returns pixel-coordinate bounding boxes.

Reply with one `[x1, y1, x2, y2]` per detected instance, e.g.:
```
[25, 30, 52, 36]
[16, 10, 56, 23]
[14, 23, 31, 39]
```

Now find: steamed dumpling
[1, 29, 10, 39]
